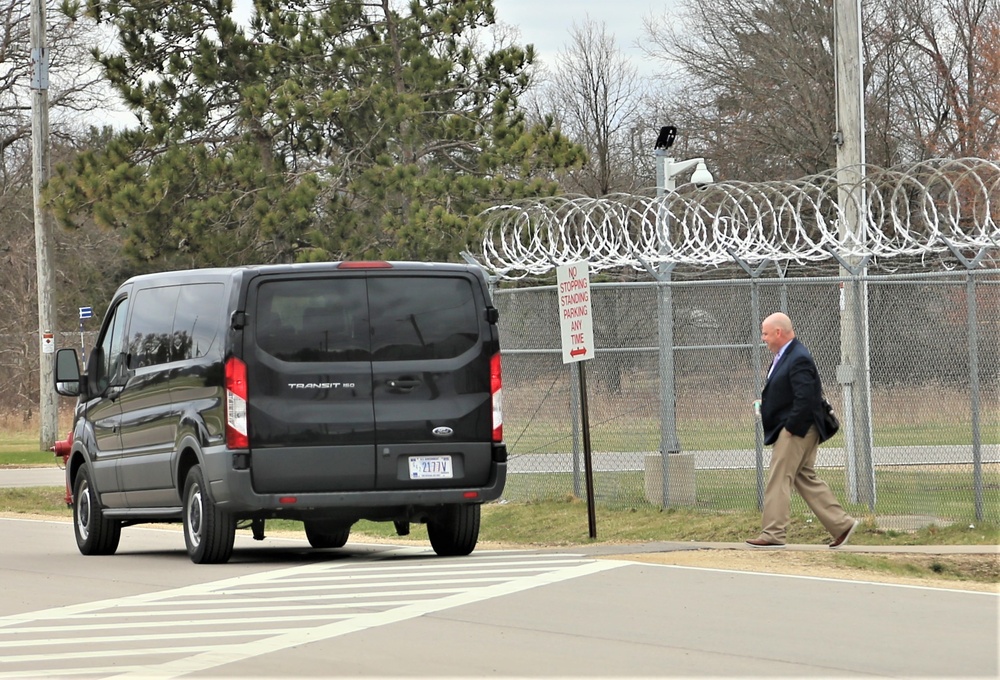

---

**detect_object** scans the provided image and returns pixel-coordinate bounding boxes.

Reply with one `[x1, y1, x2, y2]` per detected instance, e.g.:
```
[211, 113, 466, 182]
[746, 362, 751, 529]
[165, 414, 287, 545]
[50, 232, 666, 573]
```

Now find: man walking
[747, 312, 859, 548]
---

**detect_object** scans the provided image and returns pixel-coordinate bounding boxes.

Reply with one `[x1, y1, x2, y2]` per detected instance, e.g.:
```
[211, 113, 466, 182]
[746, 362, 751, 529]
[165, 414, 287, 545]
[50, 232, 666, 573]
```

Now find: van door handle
[387, 378, 421, 390]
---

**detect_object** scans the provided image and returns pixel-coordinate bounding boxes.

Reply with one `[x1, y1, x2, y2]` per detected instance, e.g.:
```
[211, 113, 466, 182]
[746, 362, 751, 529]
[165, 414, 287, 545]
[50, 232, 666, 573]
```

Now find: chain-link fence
[5, 273, 997, 529]
[495, 268, 1000, 530]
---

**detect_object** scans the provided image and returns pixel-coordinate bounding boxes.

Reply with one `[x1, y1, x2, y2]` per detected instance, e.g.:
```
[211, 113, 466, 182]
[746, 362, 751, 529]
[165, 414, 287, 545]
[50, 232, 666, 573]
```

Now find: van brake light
[337, 261, 392, 269]
[225, 357, 249, 449]
[491, 353, 503, 442]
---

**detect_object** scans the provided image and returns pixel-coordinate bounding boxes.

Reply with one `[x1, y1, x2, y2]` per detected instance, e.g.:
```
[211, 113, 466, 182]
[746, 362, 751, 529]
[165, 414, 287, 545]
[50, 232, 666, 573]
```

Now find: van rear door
[367, 272, 495, 490]
[245, 275, 375, 493]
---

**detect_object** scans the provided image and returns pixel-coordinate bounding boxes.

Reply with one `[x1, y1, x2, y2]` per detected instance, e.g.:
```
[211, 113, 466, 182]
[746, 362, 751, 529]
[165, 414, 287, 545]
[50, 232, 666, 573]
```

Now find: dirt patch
[611, 549, 1000, 593]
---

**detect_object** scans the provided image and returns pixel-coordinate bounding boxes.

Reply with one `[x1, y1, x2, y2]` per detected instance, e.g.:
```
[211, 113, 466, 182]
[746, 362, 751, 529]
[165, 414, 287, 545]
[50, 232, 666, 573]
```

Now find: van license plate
[409, 456, 453, 479]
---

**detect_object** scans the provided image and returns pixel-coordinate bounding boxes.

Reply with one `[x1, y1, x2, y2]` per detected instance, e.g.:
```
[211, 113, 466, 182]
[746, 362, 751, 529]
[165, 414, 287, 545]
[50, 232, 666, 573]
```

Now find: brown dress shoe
[745, 538, 785, 548]
[829, 519, 860, 548]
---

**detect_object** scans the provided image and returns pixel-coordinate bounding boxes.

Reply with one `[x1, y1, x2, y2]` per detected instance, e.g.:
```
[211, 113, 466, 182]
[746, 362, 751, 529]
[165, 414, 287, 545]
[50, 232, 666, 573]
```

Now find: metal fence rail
[494, 269, 1000, 530]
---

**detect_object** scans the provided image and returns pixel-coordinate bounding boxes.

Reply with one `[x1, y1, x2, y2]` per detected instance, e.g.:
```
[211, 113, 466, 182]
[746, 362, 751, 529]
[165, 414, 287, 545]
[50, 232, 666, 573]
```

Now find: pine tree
[49, 0, 584, 268]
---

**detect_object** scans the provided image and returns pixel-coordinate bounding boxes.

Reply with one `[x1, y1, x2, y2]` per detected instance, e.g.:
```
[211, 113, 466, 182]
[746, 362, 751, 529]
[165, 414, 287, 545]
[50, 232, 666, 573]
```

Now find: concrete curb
[561, 540, 1000, 557]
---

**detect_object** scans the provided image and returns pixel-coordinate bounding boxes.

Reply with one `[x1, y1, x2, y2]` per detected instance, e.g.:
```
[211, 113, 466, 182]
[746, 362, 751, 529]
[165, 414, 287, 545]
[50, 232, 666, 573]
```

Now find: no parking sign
[556, 261, 594, 364]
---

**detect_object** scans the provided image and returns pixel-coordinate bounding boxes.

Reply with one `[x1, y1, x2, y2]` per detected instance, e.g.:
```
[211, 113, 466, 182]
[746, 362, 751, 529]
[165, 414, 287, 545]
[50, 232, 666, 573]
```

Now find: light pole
[652, 129, 713, 506]
[834, 0, 875, 507]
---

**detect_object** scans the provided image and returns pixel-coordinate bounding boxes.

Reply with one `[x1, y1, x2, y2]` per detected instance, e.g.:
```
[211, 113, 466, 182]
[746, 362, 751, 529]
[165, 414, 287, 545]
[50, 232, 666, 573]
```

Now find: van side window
[256, 279, 370, 362]
[173, 283, 223, 360]
[128, 287, 180, 368]
[369, 277, 478, 361]
[92, 298, 130, 393]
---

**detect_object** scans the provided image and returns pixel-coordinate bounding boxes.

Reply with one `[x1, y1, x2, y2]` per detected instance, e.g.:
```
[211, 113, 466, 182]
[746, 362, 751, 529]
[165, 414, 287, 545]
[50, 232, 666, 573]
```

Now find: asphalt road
[2, 518, 997, 679]
[0, 466, 66, 487]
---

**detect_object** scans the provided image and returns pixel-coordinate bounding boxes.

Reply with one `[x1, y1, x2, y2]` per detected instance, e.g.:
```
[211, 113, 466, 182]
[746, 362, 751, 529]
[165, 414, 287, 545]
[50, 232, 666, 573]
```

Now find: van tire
[303, 521, 351, 549]
[427, 504, 480, 556]
[73, 467, 121, 555]
[183, 464, 236, 564]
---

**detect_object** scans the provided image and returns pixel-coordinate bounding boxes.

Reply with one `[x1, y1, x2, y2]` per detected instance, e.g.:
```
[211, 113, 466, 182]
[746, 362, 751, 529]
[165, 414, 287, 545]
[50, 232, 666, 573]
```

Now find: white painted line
[278, 560, 591, 578]
[73, 588, 467, 610]
[0, 600, 428, 630]
[0, 665, 151, 678]
[197, 575, 521, 595]
[0, 613, 351, 635]
[0, 644, 215, 664]
[0, 627, 291, 649]
[33, 588, 434, 620]
[627, 561, 1000, 596]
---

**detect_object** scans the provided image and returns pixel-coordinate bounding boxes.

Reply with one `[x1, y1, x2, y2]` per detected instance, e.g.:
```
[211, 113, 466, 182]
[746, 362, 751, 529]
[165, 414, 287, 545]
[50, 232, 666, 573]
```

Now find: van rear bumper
[207, 460, 507, 514]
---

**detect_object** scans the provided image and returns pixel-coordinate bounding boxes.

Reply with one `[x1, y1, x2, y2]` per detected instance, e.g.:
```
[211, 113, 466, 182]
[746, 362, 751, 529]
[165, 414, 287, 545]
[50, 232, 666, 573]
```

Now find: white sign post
[556, 261, 597, 538]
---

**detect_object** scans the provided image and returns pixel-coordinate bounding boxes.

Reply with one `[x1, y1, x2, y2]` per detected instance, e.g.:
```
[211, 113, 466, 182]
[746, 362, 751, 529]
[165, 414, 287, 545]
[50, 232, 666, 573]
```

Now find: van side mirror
[54, 348, 82, 397]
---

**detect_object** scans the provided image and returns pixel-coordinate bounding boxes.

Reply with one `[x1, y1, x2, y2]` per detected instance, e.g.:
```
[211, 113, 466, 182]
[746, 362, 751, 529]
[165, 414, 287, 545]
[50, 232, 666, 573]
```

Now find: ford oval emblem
[432, 426, 454, 438]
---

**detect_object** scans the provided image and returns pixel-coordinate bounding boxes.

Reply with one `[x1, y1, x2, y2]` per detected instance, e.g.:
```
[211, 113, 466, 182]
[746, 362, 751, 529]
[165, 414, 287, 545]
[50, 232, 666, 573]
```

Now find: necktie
[767, 353, 780, 379]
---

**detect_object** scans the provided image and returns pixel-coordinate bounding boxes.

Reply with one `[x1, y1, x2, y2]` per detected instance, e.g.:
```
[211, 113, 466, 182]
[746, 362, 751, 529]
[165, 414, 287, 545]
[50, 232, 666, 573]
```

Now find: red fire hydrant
[50, 431, 73, 506]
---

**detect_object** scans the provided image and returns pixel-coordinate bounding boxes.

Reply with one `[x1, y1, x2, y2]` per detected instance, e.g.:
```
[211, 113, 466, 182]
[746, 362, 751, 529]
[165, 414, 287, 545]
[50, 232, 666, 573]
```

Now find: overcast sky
[494, 0, 673, 72]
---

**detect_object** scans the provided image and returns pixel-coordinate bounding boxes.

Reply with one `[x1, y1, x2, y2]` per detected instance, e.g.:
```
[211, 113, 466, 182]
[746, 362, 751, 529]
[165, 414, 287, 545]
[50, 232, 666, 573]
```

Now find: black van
[54, 261, 506, 563]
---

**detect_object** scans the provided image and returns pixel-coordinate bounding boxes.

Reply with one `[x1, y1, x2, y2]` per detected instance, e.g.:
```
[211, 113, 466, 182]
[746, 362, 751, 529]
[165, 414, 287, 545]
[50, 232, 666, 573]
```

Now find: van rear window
[255, 276, 479, 362]
[368, 277, 478, 361]
[256, 278, 370, 362]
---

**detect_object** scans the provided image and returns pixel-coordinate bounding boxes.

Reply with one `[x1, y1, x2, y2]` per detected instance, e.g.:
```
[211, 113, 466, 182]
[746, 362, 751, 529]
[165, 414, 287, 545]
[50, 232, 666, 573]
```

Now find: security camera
[690, 161, 714, 187]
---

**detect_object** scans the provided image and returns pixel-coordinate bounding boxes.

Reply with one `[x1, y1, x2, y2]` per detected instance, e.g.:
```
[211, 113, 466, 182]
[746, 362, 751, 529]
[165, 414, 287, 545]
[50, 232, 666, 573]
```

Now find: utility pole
[32, 0, 58, 449]
[834, 0, 875, 507]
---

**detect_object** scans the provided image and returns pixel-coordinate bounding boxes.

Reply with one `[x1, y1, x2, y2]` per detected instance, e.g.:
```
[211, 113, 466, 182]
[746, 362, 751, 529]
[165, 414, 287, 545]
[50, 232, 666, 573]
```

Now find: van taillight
[491, 353, 503, 442]
[225, 357, 249, 449]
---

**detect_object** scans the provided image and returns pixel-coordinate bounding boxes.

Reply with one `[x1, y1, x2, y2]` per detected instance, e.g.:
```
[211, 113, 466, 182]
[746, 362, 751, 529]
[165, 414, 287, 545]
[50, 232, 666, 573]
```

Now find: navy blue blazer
[759, 337, 833, 446]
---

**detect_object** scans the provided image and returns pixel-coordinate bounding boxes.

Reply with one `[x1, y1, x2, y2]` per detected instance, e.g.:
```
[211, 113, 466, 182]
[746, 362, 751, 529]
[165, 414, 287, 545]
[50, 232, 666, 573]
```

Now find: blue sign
[79, 306, 93, 319]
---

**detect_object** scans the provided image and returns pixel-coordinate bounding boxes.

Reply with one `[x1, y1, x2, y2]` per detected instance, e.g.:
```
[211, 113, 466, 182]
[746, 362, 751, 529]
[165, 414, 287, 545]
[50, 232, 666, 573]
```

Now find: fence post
[966, 269, 985, 522]
[730, 250, 771, 510]
[943, 239, 989, 522]
[656, 264, 679, 507]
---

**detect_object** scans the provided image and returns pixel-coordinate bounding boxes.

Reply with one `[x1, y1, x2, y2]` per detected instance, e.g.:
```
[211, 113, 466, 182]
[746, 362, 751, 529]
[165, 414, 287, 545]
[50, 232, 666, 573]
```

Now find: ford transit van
[54, 261, 506, 563]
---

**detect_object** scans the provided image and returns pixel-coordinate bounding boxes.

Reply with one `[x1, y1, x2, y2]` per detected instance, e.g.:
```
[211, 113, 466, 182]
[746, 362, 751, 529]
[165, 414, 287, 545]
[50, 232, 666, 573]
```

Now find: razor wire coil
[476, 157, 1000, 278]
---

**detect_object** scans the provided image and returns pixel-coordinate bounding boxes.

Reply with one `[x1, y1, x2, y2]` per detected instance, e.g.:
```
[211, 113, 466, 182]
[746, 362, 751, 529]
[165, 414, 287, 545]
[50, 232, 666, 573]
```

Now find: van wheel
[304, 521, 351, 549]
[73, 467, 121, 555]
[183, 464, 235, 564]
[427, 504, 480, 556]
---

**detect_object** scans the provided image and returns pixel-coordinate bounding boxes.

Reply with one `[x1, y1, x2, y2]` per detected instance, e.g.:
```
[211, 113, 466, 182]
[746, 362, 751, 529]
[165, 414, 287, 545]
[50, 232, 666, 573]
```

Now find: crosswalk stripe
[0, 550, 624, 679]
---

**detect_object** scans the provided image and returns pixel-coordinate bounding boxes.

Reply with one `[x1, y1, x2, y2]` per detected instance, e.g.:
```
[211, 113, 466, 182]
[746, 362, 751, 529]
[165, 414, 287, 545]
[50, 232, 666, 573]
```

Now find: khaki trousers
[760, 425, 855, 544]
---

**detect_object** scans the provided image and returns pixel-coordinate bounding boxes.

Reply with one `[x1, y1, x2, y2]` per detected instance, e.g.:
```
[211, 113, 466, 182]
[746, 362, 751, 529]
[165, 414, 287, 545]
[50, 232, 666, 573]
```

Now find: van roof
[121, 261, 484, 288]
